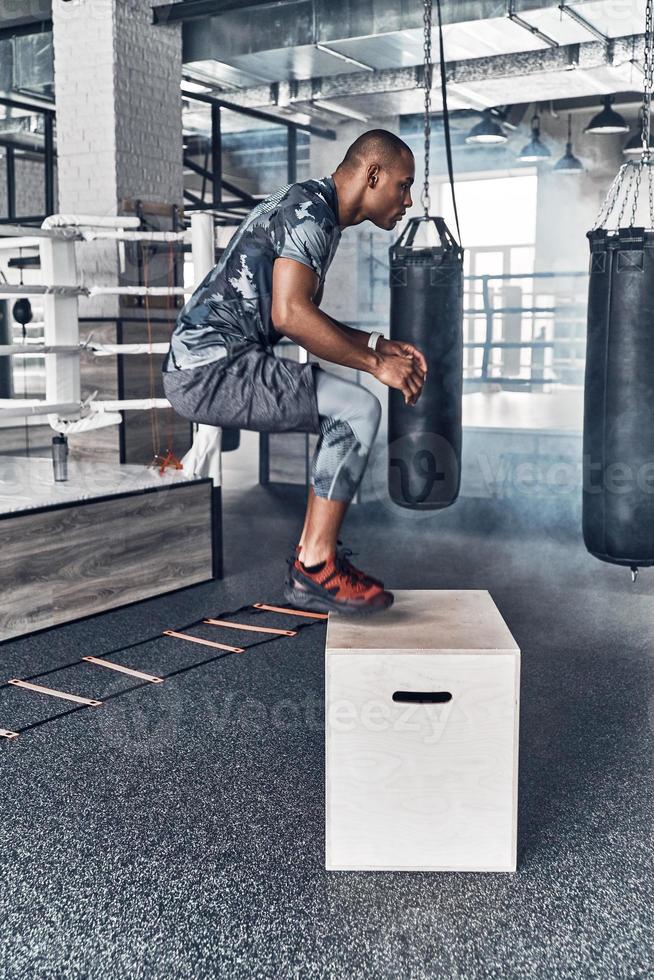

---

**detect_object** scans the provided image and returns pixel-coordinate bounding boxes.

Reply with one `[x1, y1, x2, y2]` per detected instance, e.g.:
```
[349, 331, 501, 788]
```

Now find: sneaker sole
[283, 580, 394, 617]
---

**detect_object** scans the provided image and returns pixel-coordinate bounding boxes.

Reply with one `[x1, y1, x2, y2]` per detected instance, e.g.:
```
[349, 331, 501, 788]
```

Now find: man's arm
[317, 297, 429, 378]
[312, 286, 383, 351]
[271, 257, 425, 404]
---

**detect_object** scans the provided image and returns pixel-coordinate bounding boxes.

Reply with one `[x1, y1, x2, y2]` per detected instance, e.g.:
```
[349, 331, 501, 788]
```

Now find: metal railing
[463, 270, 588, 388]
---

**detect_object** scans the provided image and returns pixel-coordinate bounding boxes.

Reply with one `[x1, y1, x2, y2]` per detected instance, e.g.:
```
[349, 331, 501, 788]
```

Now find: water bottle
[52, 433, 68, 482]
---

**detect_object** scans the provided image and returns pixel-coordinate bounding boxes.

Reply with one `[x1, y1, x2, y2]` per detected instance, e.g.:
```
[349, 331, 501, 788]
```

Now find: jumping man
[163, 129, 427, 615]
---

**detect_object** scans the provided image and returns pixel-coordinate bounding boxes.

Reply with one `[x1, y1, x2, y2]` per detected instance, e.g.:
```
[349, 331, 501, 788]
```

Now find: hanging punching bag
[583, 0, 654, 579]
[386, 0, 464, 509]
[387, 217, 463, 509]
[583, 222, 654, 574]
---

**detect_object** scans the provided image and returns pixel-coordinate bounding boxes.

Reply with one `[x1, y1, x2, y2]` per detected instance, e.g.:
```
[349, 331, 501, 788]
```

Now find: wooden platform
[0, 457, 218, 641]
[325, 590, 520, 872]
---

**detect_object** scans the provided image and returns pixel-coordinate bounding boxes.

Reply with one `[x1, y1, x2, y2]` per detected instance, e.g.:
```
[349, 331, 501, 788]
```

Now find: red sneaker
[294, 541, 384, 589]
[284, 553, 393, 616]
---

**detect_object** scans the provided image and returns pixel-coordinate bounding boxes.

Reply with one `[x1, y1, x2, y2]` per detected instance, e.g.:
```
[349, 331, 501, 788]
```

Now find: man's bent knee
[349, 387, 381, 450]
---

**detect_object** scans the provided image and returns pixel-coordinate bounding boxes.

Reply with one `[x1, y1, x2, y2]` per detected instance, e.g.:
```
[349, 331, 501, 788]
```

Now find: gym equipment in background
[583, 0, 654, 581]
[388, 217, 463, 508]
[387, 0, 464, 510]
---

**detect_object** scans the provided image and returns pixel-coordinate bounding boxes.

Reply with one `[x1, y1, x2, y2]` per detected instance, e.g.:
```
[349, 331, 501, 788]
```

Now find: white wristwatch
[367, 331, 383, 351]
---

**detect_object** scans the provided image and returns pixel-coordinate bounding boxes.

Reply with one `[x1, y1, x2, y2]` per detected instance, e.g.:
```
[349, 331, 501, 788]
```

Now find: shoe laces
[337, 540, 362, 570]
[333, 553, 369, 591]
[338, 545, 378, 583]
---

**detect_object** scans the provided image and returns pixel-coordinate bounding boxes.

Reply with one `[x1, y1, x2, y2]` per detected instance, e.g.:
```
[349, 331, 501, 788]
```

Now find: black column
[211, 103, 222, 207]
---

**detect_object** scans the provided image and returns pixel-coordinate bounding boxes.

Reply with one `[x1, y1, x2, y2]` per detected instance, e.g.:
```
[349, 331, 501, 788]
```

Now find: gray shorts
[162, 345, 321, 435]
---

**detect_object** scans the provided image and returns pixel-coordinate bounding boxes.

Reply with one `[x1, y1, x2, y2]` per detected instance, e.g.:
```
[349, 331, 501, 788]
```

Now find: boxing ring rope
[0, 285, 82, 296]
[0, 212, 221, 483]
[0, 342, 170, 356]
[41, 213, 143, 230]
[0, 285, 187, 297]
[0, 222, 189, 247]
[0, 397, 171, 415]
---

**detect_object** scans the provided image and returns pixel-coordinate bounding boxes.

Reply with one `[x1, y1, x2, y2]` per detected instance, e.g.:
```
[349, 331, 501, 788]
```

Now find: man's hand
[373, 351, 426, 406]
[375, 338, 427, 405]
[378, 337, 428, 376]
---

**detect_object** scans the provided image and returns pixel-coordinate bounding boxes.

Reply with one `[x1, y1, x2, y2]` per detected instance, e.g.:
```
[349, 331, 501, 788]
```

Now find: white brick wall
[52, 0, 183, 214]
[51, 0, 184, 320]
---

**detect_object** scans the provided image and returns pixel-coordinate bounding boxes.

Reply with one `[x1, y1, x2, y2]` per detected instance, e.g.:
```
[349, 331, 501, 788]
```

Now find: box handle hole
[392, 691, 452, 704]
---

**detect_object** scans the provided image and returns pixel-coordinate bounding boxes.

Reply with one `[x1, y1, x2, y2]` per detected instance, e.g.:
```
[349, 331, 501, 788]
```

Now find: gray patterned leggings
[312, 369, 382, 502]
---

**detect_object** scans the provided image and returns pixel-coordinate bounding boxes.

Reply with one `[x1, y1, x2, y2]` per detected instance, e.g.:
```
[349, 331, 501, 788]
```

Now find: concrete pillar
[52, 0, 183, 213]
[50, 0, 185, 463]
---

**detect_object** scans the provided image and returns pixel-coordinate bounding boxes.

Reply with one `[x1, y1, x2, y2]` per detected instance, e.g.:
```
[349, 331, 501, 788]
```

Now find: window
[437, 173, 548, 385]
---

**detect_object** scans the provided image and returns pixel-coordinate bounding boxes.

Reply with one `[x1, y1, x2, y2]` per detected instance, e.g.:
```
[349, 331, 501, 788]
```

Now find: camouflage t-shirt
[163, 176, 342, 372]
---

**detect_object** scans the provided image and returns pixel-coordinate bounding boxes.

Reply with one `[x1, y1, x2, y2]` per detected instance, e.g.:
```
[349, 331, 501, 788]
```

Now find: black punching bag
[583, 226, 654, 571]
[387, 216, 464, 509]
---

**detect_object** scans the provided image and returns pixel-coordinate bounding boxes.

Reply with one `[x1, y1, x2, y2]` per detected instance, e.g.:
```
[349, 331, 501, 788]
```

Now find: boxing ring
[0, 213, 223, 641]
[0, 213, 215, 459]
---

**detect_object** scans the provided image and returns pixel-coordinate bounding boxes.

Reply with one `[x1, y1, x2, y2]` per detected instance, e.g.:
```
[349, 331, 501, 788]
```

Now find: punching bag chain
[420, 0, 433, 217]
[638, 0, 654, 228]
[641, 0, 653, 158]
[626, 0, 654, 227]
[593, 0, 654, 230]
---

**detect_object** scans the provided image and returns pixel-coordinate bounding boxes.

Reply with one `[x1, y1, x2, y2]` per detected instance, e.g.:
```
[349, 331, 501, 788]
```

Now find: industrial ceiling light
[464, 109, 507, 144]
[518, 112, 551, 162]
[623, 130, 646, 157]
[584, 95, 629, 134]
[554, 114, 584, 173]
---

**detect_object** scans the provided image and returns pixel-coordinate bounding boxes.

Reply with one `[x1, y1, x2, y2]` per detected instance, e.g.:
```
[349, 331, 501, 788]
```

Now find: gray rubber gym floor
[1, 483, 652, 979]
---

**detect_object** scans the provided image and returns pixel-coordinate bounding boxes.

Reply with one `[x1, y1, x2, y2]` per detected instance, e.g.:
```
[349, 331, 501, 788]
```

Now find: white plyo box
[325, 590, 520, 872]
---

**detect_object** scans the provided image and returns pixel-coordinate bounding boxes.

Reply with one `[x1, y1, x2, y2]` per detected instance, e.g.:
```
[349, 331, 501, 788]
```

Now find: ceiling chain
[421, 0, 433, 217]
[593, 0, 654, 230]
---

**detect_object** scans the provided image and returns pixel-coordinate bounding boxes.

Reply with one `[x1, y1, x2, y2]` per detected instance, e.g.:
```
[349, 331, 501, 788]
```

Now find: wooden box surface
[0, 480, 213, 640]
[325, 590, 520, 872]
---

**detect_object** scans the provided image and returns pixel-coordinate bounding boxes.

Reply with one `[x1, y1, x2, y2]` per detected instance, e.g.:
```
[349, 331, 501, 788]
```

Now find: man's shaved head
[337, 129, 413, 172]
[331, 128, 415, 230]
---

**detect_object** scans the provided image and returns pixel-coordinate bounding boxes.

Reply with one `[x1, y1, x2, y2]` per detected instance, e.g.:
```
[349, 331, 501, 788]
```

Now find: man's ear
[367, 163, 380, 188]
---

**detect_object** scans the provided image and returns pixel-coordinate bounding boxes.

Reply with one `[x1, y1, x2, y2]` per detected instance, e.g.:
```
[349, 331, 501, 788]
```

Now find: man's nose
[405, 191, 413, 207]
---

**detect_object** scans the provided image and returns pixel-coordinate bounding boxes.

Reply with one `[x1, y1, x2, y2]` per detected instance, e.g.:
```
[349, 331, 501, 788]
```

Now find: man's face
[367, 152, 415, 230]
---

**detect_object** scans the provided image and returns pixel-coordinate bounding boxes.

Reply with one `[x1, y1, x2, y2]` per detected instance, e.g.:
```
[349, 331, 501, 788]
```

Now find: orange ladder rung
[204, 618, 297, 637]
[8, 679, 102, 706]
[253, 603, 328, 620]
[82, 657, 163, 683]
[163, 629, 245, 654]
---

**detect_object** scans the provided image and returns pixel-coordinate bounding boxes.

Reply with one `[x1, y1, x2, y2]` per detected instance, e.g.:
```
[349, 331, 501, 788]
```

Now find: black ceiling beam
[183, 155, 258, 206]
[0, 18, 52, 41]
[0, 135, 49, 157]
[0, 95, 55, 116]
[8, 255, 41, 269]
[183, 187, 206, 206]
[181, 87, 336, 140]
[153, 0, 303, 26]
